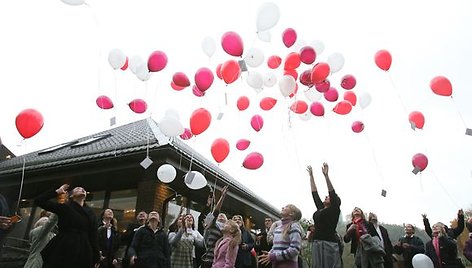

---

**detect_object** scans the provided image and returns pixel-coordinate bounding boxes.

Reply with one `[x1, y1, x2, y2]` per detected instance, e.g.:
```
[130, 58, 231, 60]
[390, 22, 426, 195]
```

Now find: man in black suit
[254, 217, 274, 268]
[368, 212, 394, 268]
[122, 211, 147, 268]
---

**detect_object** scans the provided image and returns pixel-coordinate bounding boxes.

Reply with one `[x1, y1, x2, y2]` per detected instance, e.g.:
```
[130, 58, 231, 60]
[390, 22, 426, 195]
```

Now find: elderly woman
[34, 184, 100, 268]
[424, 222, 464, 268]
[23, 212, 58, 268]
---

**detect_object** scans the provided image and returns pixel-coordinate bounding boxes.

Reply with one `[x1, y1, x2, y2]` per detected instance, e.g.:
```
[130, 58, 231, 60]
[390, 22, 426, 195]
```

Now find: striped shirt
[269, 220, 302, 265]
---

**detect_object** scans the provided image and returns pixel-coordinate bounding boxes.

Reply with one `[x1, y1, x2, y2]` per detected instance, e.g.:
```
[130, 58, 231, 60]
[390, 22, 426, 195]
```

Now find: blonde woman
[259, 204, 303, 268]
[212, 219, 241, 268]
[168, 213, 204, 268]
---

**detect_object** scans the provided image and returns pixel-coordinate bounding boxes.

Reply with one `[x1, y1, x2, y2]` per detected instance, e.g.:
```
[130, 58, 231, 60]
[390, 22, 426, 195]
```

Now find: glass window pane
[108, 189, 137, 233]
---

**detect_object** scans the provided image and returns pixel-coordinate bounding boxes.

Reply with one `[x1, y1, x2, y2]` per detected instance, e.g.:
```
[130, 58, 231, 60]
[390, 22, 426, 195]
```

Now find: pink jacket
[212, 237, 239, 268]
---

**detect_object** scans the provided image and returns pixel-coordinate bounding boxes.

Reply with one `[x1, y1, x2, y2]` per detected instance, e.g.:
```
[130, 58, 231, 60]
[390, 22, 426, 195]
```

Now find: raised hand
[306, 165, 313, 176]
[321, 162, 329, 177]
[56, 184, 69, 194]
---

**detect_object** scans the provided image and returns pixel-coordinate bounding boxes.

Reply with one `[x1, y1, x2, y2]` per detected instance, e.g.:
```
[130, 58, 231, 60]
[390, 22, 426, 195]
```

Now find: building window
[107, 189, 137, 232]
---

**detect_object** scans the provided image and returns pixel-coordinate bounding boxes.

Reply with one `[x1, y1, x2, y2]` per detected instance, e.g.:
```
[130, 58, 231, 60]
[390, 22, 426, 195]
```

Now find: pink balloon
[343, 91, 357, 106]
[243, 152, 264, 170]
[333, 100, 352, 115]
[221, 59, 241, 84]
[121, 57, 129, 71]
[147, 50, 168, 72]
[341, 74, 356, 90]
[96, 95, 113, 109]
[324, 87, 339, 102]
[180, 128, 193, 140]
[221, 31, 244, 57]
[260, 97, 277, 111]
[267, 55, 282, 69]
[412, 153, 428, 172]
[299, 69, 313, 87]
[172, 72, 190, 87]
[299, 46, 316, 64]
[310, 101, 325, 116]
[284, 52, 301, 70]
[375, 49, 392, 71]
[237, 96, 250, 111]
[192, 85, 205, 97]
[190, 108, 212, 135]
[128, 99, 147, 114]
[171, 81, 185, 91]
[215, 63, 223, 80]
[236, 139, 251, 151]
[315, 79, 330, 93]
[351, 121, 364, 133]
[250, 114, 264, 132]
[311, 62, 330, 84]
[282, 28, 297, 48]
[194, 67, 214, 92]
[290, 100, 308, 114]
[430, 76, 452, 97]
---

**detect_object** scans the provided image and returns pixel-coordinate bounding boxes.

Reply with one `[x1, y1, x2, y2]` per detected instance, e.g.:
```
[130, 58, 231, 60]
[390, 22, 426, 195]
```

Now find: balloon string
[16, 145, 27, 214]
[429, 167, 461, 208]
[363, 129, 385, 185]
[386, 72, 409, 115]
[450, 97, 469, 132]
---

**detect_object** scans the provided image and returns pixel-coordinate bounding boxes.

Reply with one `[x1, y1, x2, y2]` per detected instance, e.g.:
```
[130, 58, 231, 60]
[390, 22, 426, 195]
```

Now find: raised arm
[421, 214, 432, 239]
[452, 209, 465, 239]
[307, 165, 317, 192]
[214, 185, 228, 212]
[34, 184, 69, 214]
[321, 162, 334, 191]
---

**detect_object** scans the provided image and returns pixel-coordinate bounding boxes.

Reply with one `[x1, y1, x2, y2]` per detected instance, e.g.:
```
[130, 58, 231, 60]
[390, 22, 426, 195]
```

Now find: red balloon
[190, 108, 212, 135]
[260, 97, 277, 111]
[299, 69, 313, 87]
[412, 153, 428, 172]
[221, 60, 241, 84]
[310, 101, 324, 117]
[192, 85, 205, 97]
[172, 72, 190, 87]
[299, 46, 316, 64]
[96, 95, 114, 109]
[194, 67, 214, 92]
[237, 96, 250, 111]
[409, 111, 425, 129]
[311, 62, 330, 84]
[333, 101, 352, 115]
[128, 99, 147, 114]
[290, 100, 308, 114]
[284, 69, 298, 81]
[374, 50, 392, 71]
[251, 114, 264, 132]
[282, 28, 297, 48]
[243, 152, 264, 170]
[211, 138, 230, 163]
[430, 76, 452, 97]
[15, 109, 44, 139]
[215, 63, 223, 80]
[120, 57, 129, 71]
[236, 139, 251, 151]
[343, 91, 357, 106]
[284, 52, 301, 70]
[341, 74, 356, 90]
[221, 31, 244, 57]
[267, 55, 282, 69]
[324, 87, 339, 102]
[147, 50, 168, 72]
[171, 81, 186, 91]
[315, 79, 330, 93]
[351, 121, 364, 133]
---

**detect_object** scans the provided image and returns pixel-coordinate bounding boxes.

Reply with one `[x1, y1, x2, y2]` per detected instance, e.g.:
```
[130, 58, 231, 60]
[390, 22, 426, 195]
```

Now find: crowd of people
[1, 162, 472, 268]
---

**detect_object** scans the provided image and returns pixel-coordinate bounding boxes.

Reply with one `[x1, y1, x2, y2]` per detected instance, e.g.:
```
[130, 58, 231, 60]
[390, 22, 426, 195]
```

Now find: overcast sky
[1, 0, 472, 227]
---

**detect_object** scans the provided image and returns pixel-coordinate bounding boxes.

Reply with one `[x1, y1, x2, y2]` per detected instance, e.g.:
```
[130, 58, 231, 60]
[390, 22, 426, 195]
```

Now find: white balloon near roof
[184, 171, 207, 190]
[157, 164, 177, 183]
[159, 116, 184, 137]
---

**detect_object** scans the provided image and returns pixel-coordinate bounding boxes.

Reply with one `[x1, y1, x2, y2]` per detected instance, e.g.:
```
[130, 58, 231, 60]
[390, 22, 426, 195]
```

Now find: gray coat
[23, 214, 58, 268]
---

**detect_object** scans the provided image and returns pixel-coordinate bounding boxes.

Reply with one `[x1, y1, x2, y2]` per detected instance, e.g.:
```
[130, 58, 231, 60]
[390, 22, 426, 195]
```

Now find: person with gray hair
[393, 224, 424, 268]
[24, 212, 58, 268]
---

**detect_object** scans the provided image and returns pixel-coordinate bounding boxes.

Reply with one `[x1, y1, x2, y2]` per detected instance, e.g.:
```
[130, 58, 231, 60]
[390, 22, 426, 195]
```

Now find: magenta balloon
[310, 101, 324, 116]
[324, 87, 339, 102]
[282, 28, 297, 48]
[180, 128, 193, 140]
[315, 79, 330, 93]
[299, 69, 313, 87]
[341, 74, 357, 90]
[192, 85, 205, 97]
[96, 95, 113, 109]
[147, 50, 168, 72]
[243, 152, 264, 170]
[221, 31, 244, 57]
[128, 99, 147, 114]
[299, 46, 316, 64]
[236, 139, 251, 151]
[173, 72, 190, 87]
[194, 67, 214, 92]
[351, 121, 364, 133]
[250, 114, 264, 132]
[412, 153, 428, 171]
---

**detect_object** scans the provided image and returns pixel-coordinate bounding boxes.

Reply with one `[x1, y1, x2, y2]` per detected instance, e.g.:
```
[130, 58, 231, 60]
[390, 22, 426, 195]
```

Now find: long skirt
[311, 240, 342, 268]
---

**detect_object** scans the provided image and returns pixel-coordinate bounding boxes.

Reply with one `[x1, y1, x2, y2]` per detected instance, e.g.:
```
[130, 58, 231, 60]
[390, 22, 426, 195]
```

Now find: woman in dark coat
[34, 184, 100, 268]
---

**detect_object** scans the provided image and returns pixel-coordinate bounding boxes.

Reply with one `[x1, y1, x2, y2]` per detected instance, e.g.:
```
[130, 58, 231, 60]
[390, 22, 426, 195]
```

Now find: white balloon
[135, 62, 151, 81]
[201, 36, 216, 58]
[157, 164, 177, 183]
[246, 71, 263, 92]
[310, 40, 325, 56]
[257, 30, 272, 42]
[299, 112, 312, 121]
[412, 254, 434, 268]
[327, 52, 345, 73]
[108, 49, 126, 70]
[359, 92, 372, 109]
[304, 88, 322, 102]
[61, 0, 85, 5]
[263, 72, 277, 88]
[184, 171, 207, 190]
[165, 109, 180, 121]
[292, 39, 307, 53]
[256, 2, 280, 32]
[129, 55, 145, 74]
[244, 47, 265, 68]
[279, 75, 296, 97]
[159, 116, 184, 137]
